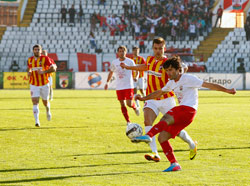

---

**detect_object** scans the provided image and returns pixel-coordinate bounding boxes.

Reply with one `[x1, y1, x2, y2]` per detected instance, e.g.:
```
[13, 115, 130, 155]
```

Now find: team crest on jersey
[180, 86, 183, 91]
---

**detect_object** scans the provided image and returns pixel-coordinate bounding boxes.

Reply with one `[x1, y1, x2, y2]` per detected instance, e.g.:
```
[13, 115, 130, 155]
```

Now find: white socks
[33, 104, 39, 124]
[178, 130, 195, 149]
[134, 94, 140, 108]
[46, 101, 50, 113]
[145, 126, 158, 154]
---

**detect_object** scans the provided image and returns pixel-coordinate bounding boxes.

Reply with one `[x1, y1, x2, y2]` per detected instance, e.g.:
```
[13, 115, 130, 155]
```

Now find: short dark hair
[33, 44, 42, 50]
[152, 37, 165, 46]
[132, 46, 139, 50]
[163, 56, 182, 71]
[117, 45, 127, 52]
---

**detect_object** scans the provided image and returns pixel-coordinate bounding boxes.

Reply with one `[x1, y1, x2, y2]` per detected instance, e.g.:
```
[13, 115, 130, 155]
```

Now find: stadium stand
[206, 28, 250, 73]
[4, 0, 249, 73]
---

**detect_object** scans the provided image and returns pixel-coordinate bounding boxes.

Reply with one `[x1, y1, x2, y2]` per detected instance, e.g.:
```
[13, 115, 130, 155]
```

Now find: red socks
[121, 106, 130, 122]
[147, 120, 168, 137]
[160, 140, 177, 164]
[132, 102, 136, 110]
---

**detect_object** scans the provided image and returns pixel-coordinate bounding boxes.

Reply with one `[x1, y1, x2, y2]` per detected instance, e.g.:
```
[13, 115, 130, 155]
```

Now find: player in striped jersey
[131, 46, 146, 108]
[27, 45, 57, 127]
[120, 38, 197, 161]
[42, 50, 55, 101]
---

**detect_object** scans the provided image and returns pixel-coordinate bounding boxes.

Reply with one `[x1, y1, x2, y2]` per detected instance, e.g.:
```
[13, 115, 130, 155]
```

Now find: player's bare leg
[143, 107, 160, 162]
[133, 87, 140, 108]
[126, 99, 140, 116]
[42, 99, 51, 121]
[49, 86, 53, 101]
[139, 89, 145, 97]
[32, 97, 40, 127]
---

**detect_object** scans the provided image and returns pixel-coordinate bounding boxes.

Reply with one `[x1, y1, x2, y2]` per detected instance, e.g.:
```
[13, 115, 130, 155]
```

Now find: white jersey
[162, 74, 203, 110]
[110, 57, 136, 90]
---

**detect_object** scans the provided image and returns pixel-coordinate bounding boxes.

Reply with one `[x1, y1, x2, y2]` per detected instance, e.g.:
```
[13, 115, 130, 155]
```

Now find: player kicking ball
[132, 56, 236, 172]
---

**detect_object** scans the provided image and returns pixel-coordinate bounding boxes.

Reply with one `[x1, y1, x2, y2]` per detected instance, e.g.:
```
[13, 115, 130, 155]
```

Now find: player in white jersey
[132, 56, 236, 172]
[104, 46, 140, 124]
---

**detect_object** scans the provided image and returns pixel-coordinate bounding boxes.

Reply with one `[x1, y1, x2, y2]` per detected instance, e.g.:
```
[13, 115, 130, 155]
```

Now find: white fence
[74, 72, 247, 90]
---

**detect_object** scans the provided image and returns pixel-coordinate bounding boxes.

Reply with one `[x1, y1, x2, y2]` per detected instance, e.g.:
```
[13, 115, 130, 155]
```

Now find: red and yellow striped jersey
[146, 56, 174, 100]
[132, 56, 146, 78]
[27, 56, 53, 86]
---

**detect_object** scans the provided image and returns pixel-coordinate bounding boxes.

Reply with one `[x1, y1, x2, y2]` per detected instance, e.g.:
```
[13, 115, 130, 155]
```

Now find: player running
[131, 46, 146, 108]
[27, 45, 57, 127]
[132, 56, 236, 172]
[120, 37, 197, 162]
[41, 50, 55, 101]
[104, 46, 140, 125]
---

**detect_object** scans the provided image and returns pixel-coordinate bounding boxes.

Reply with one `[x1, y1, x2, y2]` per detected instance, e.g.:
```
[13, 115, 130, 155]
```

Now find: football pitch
[0, 90, 250, 186]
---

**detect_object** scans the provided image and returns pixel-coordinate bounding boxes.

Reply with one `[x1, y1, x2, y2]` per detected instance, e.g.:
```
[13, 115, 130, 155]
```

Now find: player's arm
[133, 70, 139, 82]
[104, 71, 114, 90]
[120, 63, 147, 71]
[38, 65, 56, 75]
[135, 90, 167, 101]
[27, 60, 32, 77]
[202, 82, 236, 95]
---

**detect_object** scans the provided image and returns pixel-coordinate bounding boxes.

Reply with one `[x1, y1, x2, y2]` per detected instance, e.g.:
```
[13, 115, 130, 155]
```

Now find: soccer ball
[126, 123, 143, 139]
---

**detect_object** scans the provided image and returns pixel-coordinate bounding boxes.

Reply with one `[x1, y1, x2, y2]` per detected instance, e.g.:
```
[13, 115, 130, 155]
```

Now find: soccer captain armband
[31, 67, 43, 71]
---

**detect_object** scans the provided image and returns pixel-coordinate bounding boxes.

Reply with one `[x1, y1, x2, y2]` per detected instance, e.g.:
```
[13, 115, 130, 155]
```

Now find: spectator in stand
[244, 20, 250, 41]
[189, 21, 196, 41]
[132, 19, 141, 38]
[131, 2, 138, 14]
[78, 3, 84, 26]
[146, 15, 162, 26]
[149, 23, 155, 40]
[171, 26, 177, 42]
[141, 22, 149, 36]
[60, 4, 67, 26]
[98, 0, 106, 6]
[90, 12, 98, 31]
[214, 5, 223, 28]
[89, 32, 97, 49]
[97, 13, 108, 32]
[179, 23, 186, 40]
[247, 12, 250, 23]
[9, 60, 20, 72]
[205, 10, 213, 32]
[123, 1, 130, 17]
[196, 17, 202, 36]
[69, 4, 76, 26]
[237, 62, 246, 73]
[139, 37, 145, 53]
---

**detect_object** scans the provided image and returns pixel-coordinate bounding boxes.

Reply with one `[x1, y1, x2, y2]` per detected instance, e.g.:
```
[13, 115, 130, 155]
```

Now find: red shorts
[116, 89, 134, 100]
[164, 105, 197, 138]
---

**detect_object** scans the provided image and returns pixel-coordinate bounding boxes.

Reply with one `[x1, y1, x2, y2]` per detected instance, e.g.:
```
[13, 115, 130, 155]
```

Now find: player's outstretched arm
[202, 82, 236, 95]
[104, 71, 114, 90]
[120, 63, 147, 71]
[135, 90, 166, 101]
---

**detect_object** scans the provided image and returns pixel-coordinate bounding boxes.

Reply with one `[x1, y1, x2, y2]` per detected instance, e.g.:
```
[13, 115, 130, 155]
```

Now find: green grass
[0, 90, 250, 186]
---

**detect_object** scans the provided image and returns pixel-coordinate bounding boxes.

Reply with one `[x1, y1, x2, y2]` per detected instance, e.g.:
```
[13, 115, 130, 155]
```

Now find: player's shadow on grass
[69, 146, 250, 157]
[0, 170, 159, 184]
[0, 126, 89, 131]
[0, 161, 152, 173]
